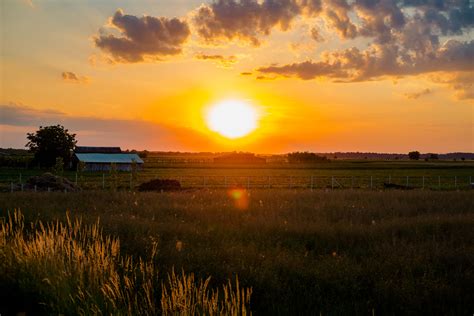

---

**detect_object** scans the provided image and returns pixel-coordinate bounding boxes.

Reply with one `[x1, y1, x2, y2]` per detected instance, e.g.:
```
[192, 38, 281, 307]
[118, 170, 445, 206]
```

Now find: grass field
[1, 189, 473, 314]
[1, 160, 474, 191]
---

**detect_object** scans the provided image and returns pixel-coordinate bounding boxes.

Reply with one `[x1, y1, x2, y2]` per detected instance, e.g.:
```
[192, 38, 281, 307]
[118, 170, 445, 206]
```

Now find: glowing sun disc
[206, 100, 258, 139]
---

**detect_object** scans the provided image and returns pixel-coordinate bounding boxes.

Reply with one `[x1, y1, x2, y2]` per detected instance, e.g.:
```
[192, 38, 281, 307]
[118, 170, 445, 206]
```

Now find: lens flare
[227, 188, 249, 210]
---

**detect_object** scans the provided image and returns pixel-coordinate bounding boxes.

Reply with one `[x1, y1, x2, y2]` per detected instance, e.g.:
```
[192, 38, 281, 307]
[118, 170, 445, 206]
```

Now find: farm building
[214, 153, 266, 164]
[73, 146, 144, 171]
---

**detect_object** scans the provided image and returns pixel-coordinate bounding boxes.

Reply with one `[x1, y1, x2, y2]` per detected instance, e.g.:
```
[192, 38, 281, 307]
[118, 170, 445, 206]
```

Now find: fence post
[129, 172, 133, 190]
[203, 176, 206, 188]
[438, 176, 441, 190]
[351, 176, 354, 189]
[19, 173, 22, 184]
[48, 187, 50, 192]
[10, 182, 13, 193]
[34, 185, 37, 192]
[454, 176, 457, 189]
[75, 172, 78, 185]
[406, 176, 409, 187]
[21, 183, 24, 191]
[388, 175, 391, 184]
[224, 176, 227, 188]
[370, 176, 373, 189]
[289, 176, 292, 189]
[268, 176, 270, 188]
[310, 176, 314, 191]
[331, 176, 334, 190]
[102, 174, 105, 189]
[422, 176, 425, 190]
[247, 176, 250, 190]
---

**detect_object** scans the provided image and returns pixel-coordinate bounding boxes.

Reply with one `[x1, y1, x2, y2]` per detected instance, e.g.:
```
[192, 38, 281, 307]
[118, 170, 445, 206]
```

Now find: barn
[73, 146, 144, 171]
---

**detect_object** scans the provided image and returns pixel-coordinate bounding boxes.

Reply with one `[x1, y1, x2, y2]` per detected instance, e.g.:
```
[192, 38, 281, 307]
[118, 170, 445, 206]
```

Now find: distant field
[1, 190, 473, 314]
[1, 160, 473, 191]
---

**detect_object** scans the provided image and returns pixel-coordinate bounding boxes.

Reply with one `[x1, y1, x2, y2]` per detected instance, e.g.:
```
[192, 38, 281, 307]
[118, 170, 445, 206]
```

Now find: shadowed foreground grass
[0, 210, 251, 315]
[0, 189, 473, 314]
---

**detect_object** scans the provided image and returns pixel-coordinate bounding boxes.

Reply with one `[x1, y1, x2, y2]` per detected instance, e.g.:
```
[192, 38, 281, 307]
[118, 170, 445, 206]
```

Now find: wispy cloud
[195, 53, 238, 68]
[61, 71, 89, 84]
[0, 104, 216, 150]
[404, 88, 432, 100]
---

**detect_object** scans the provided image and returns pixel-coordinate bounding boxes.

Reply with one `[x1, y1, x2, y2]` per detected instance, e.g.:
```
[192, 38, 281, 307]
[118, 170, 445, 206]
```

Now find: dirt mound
[138, 179, 181, 192]
[26, 173, 79, 192]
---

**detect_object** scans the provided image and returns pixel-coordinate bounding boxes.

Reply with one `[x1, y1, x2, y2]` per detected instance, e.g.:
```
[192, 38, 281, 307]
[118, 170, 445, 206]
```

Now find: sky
[0, 0, 473, 153]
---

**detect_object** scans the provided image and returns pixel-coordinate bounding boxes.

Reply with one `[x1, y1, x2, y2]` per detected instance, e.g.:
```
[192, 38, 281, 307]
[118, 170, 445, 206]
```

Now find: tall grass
[1, 190, 473, 314]
[0, 210, 252, 315]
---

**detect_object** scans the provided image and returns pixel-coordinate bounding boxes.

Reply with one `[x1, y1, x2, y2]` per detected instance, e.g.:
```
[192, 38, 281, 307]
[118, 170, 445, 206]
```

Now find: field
[1, 189, 473, 315]
[1, 159, 474, 191]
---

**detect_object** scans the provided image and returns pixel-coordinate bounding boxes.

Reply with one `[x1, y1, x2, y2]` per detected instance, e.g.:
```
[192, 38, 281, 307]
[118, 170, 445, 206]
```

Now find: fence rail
[2, 173, 473, 192]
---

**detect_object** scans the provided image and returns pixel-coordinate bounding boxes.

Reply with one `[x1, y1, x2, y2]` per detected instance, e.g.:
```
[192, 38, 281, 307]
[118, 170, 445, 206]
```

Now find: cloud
[240, 72, 253, 76]
[322, 0, 357, 39]
[310, 26, 324, 41]
[193, 0, 323, 46]
[0, 104, 65, 126]
[61, 71, 89, 84]
[195, 53, 238, 67]
[404, 88, 432, 99]
[94, 9, 190, 63]
[257, 60, 346, 79]
[256, 39, 474, 80]
[429, 72, 474, 100]
[0, 104, 217, 150]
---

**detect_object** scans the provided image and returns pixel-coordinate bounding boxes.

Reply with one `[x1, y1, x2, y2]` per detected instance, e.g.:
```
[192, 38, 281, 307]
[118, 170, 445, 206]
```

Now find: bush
[138, 179, 181, 192]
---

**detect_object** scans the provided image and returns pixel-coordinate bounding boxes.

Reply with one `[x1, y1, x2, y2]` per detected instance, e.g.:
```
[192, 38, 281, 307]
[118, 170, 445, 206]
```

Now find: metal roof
[75, 153, 144, 164]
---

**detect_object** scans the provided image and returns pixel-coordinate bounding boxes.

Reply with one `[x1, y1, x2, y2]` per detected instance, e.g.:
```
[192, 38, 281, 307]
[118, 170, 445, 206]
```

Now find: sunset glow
[0, 0, 472, 153]
[206, 100, 259, 139]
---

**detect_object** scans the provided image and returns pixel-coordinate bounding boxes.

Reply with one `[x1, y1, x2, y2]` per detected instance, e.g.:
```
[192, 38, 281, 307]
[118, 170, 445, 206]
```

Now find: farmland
[1, 189, 473, 314]
[1, 157, 473, 314]
[1, 159, 474, 191]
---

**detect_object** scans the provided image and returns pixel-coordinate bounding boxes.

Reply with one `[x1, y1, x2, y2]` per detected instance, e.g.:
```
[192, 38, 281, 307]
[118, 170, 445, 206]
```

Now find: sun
[206, 100, 259, 139]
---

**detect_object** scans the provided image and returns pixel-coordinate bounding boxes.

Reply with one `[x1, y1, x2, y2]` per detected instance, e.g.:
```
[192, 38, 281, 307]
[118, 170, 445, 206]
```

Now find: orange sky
[1, 0, 473, 153]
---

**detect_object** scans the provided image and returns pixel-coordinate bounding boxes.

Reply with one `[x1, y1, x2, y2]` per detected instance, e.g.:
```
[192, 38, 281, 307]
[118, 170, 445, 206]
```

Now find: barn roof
[75, 153, 144, 164]
[75, 146, 122, 153]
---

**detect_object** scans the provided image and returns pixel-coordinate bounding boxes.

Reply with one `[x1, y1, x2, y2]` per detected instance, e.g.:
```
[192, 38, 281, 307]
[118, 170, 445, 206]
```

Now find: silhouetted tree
[408, 151, 420, 160]
[288, 152, 328, 163]
[26, 125, 77, 168]
[428, 153, 439, 160]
